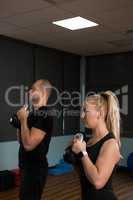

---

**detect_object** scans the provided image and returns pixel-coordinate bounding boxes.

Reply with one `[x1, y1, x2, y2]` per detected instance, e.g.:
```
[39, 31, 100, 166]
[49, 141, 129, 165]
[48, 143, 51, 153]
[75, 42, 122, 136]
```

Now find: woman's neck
[91, 121, 109, 140]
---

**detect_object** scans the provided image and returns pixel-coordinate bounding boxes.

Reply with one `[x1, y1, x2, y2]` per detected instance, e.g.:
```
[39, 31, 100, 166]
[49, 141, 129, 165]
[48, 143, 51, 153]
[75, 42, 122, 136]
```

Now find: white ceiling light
[53, 16, 98, 30]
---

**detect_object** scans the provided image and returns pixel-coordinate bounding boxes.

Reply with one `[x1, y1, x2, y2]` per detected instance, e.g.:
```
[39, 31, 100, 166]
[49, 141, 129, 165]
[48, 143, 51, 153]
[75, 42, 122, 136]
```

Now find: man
[17, 79, 53, 200]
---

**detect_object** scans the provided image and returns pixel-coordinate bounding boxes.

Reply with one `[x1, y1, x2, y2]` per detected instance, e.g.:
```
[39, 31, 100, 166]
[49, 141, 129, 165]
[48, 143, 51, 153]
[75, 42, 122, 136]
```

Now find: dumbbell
[9, 105, 29, 129]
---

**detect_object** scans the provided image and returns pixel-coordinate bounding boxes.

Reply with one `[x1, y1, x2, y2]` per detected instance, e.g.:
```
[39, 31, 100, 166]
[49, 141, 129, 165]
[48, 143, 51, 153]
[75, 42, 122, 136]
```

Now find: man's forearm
[20, 119, 31, 148]
[16, 129, 21, 143]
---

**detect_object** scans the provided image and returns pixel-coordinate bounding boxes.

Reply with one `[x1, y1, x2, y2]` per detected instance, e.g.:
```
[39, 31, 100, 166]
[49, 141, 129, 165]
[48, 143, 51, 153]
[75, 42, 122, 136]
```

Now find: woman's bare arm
[81, 139, 120, 189]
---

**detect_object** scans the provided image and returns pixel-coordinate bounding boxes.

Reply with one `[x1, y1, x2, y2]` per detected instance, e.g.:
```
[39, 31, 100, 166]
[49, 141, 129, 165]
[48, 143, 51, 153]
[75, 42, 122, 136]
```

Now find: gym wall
[86, 52, 133, 138]
[0, 36, 34, 141]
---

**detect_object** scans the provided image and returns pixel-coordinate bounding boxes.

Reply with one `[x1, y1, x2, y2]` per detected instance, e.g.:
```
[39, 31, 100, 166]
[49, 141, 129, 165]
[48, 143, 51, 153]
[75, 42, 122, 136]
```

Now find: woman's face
[81, 102, 100, 129]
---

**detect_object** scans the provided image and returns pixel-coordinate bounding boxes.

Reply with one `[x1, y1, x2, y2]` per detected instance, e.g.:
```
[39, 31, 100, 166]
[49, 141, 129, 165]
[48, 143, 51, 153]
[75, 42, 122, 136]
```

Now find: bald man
[17, 79, 53, 200]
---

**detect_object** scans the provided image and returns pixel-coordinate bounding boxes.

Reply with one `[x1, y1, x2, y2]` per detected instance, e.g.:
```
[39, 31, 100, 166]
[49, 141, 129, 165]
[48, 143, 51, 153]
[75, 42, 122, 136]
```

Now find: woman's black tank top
[79, 132, 118, 200]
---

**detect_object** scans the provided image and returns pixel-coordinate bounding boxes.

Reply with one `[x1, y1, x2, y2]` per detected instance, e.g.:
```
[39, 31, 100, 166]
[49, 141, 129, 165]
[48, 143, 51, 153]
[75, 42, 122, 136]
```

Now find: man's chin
[30, 97, 40, 103]
[30, 100, 40, 108]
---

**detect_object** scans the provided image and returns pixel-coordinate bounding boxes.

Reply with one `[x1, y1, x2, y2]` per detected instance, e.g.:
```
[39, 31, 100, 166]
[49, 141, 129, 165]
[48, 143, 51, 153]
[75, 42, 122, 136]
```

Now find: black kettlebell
[63, 133, 84, 165]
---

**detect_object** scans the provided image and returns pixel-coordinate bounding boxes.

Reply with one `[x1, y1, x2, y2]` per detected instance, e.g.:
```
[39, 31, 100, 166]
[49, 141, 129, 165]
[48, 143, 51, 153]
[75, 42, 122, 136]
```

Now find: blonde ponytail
[101, 91, 121, 147]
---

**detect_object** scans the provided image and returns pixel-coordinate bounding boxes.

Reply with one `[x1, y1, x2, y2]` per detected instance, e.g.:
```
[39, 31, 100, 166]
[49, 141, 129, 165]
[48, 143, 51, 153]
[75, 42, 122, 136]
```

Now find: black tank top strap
[100, 132, 116, 145]
[86, 132, 116, 162]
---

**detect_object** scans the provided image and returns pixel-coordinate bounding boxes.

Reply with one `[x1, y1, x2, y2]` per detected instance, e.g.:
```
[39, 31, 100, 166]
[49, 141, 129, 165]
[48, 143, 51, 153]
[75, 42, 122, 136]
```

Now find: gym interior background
[0, 0, 133, 199]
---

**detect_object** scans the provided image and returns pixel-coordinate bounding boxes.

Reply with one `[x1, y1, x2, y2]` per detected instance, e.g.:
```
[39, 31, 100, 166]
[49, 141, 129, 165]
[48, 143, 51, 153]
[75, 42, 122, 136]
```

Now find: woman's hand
[72, 140, 86, 154]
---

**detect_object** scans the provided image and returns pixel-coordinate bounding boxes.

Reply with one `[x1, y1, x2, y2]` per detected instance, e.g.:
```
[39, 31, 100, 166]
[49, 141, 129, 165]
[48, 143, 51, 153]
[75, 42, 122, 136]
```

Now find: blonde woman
[72, 91, 121, 200]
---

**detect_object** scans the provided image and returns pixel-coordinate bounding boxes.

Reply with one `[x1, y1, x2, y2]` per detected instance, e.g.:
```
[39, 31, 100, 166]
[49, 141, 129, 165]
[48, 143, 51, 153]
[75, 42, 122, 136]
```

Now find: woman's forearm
[81, 155, 101, 188]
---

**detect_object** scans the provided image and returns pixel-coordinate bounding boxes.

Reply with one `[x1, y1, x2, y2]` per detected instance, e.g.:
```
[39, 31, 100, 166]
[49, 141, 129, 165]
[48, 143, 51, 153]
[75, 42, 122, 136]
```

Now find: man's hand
[17, 106, 29, 123]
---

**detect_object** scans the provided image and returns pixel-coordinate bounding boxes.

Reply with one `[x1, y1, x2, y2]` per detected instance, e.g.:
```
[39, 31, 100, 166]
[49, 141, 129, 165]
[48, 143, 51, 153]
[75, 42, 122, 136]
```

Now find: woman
[72, 91, 121, 200]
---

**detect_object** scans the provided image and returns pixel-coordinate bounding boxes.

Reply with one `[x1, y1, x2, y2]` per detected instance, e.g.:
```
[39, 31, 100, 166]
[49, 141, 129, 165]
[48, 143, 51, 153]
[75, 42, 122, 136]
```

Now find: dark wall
[0, 37, 34, 141]
[0, 36, 80, 141]
[63, 53, 80, 134]
[86, 52, 133, 138]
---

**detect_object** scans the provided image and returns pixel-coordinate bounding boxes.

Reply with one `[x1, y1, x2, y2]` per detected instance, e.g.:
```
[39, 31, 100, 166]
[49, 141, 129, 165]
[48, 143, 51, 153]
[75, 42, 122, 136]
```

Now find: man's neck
[33, 102, 47, 110]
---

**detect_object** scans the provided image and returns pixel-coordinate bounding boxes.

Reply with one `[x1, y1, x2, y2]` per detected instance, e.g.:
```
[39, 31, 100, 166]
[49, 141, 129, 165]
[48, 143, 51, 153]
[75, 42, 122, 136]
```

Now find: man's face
[29, 82, 44, 106]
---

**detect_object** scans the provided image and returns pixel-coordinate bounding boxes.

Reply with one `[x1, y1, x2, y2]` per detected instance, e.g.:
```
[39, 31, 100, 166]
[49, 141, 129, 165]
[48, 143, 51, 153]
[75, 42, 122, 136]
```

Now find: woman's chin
[84, 123, 93, 129]
[84, 123, 90, 129]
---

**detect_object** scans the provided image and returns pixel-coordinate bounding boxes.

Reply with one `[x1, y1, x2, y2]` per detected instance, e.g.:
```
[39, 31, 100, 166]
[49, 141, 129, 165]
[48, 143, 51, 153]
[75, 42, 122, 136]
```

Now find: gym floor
[0, 169, 133, 200]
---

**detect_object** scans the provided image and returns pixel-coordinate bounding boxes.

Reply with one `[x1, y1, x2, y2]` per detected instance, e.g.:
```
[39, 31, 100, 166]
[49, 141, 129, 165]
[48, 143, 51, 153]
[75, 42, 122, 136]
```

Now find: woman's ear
[97, 110, 104, 119]
[99, 109, 105, 120]
[96, 110, 100, 119]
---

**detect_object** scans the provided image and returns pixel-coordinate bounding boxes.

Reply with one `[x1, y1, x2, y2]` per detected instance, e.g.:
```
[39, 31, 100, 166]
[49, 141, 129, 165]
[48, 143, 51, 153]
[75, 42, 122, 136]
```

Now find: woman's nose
[81, 111, 85, 119]
[28, 89, 32, 95]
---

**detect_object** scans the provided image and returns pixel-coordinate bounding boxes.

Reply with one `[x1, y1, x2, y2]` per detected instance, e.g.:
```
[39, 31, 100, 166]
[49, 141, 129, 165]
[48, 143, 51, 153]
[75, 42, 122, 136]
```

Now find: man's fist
[17, 106, 29, 122]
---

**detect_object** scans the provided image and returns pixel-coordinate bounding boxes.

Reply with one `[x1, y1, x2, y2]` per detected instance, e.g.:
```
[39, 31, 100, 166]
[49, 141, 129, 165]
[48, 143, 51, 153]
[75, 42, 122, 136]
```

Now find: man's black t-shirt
[19, 106, 53, 169]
